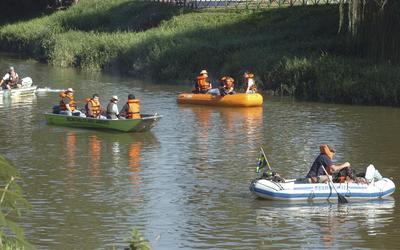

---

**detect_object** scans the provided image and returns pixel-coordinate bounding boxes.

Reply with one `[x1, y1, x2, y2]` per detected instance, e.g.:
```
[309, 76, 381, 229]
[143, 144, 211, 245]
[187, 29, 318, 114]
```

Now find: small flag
[256, 149, 267, 173]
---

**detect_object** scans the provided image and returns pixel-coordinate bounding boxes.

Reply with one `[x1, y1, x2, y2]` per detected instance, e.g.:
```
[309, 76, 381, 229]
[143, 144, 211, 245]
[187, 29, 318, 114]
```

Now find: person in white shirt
[244, 71, 257, 94]
[106, 95, 120, 119]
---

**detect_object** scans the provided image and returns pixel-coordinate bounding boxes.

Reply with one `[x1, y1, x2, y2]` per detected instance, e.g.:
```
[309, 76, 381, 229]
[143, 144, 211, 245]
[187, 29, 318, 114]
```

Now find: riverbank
[0, 0, 399, 105]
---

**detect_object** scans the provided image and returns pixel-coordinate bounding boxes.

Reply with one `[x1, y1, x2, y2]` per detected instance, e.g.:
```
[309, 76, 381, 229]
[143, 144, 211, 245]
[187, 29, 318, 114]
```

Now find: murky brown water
[0, 54, 399, 249]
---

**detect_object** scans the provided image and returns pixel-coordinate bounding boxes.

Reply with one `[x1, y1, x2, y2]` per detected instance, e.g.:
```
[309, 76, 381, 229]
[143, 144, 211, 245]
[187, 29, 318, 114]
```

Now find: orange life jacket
[197, 75, 211, 91]
[59, 93, 76, 111]
[87, 98, 101, 117]
[126, 99, 140, 119]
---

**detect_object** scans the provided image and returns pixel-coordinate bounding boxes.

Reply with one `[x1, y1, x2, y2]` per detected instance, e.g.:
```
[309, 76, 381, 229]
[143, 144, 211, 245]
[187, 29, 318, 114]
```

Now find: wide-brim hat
[112, 95, 119, 101]
[200, 70, 208, 75]
[66, 87, 74, 92]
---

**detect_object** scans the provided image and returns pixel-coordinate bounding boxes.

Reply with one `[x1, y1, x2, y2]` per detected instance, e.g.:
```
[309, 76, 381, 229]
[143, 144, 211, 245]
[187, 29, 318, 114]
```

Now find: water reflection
[128, 141, 143, 203]
[254, 199, 395, 248]
[89, 135, 102, 179]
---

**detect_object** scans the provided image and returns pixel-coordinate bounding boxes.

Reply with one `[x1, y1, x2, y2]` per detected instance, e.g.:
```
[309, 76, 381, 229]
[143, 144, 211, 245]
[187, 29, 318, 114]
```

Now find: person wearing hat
[120, 94, 141, 119]
[219, 76, 235, 96]
[106, 95, 120, 120]
[306, 144, 351, 183]
[0, 66, 20, 90]
[59, 88, 83, 116]
[193, 69, 212, 94]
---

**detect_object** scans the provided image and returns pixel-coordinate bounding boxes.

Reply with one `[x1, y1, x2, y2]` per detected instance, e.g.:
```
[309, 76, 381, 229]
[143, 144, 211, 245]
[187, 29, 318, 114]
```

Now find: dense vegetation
[0, 0, 399, 105]
[0, 156, 30, 249]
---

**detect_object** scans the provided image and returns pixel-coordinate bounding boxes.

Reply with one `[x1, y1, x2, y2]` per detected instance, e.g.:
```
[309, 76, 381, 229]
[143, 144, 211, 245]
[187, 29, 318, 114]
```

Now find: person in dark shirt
[306, 144, 350, 183]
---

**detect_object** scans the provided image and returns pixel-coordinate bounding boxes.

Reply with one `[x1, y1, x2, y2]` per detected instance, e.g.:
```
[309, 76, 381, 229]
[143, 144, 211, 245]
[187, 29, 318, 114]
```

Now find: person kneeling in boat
[106, 95, 121, 120]
[306, 144, 351, 183]
[59, 88, 83, 116]
[244, 71, 257, 94]
[85, 94, 106, 119]
[193, 70, 212, 94]
[120, 94, 141, 119]
[219, 76, 235, 96]
[0, 66, 20, 90]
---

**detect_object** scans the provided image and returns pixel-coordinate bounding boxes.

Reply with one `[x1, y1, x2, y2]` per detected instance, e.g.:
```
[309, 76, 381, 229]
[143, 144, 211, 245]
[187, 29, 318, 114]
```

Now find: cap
[8, 66, 14, 72]
[200, 70, 208, 75]
[66, 88, 74, 92]
[112, 95, 118, 101]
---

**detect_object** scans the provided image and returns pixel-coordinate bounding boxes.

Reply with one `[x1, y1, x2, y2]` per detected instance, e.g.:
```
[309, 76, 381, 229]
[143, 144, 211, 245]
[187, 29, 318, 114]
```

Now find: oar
[260, 147, 272, 171]
[321, 166, 348, 204]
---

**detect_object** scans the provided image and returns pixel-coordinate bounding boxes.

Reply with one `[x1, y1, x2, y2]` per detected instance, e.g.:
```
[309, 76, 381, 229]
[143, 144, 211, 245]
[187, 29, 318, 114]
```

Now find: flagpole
[260, 147, 272, 171]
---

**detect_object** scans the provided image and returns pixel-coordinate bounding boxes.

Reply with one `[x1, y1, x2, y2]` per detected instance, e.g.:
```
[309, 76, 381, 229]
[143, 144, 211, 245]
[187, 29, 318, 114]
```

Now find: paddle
[321, 166, 348, 204]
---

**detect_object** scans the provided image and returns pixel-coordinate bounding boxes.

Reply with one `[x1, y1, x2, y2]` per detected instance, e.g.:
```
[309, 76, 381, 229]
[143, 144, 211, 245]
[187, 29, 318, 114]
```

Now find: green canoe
[44, 113, 162, 132]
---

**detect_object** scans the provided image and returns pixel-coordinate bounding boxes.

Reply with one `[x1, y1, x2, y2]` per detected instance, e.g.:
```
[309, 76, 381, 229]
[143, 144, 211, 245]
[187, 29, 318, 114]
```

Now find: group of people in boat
[0, 66, 20, 90]
[56, 88, 141, 120]
[192, 69, 257, 95]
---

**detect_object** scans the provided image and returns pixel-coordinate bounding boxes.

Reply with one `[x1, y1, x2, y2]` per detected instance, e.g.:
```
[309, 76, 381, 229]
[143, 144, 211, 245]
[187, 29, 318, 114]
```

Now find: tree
[0, 155, 31, 249]
[339, 0, 400, 63]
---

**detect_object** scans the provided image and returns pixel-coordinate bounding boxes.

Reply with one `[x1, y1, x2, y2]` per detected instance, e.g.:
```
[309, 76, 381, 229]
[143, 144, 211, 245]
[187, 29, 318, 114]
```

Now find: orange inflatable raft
[177, 93, 263, 107]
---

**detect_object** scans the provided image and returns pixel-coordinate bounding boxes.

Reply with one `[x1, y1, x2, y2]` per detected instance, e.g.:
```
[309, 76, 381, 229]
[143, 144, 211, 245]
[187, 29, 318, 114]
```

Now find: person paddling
[306, 144, 351, 183]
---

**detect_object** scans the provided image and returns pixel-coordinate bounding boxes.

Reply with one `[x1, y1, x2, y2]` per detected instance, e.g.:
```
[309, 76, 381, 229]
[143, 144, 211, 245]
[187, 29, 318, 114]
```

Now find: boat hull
[0, 86, 37, 98]
[44, 113, 161, 132]
[177, 93, 263, 107]
[250, 178, 395, 201]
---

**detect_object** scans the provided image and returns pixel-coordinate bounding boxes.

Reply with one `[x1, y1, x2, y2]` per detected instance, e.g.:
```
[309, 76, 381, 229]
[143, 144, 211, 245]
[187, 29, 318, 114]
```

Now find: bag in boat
[332, 167, 356, 183]
[21, 77, 33, 87]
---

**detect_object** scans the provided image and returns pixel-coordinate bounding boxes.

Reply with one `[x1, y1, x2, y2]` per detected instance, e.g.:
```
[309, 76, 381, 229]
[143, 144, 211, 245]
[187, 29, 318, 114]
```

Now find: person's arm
[329, 162, 351, 173]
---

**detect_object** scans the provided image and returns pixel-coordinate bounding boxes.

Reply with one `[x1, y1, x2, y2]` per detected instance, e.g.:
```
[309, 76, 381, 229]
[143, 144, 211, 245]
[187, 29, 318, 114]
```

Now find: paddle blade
[338, 194, 348, 204]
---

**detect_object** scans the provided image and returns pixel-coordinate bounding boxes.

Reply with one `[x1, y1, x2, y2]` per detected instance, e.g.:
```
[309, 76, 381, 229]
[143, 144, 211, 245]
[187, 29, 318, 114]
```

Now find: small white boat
[250, 165, 395, 202]
[0, 77, 37, 98]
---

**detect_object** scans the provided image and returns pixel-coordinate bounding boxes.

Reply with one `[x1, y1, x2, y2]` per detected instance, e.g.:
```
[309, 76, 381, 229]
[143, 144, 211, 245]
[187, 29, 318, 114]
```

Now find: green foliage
[0, 0, 399, 105]
[127, 228, 151, 250]
[0, 156, 31, 249]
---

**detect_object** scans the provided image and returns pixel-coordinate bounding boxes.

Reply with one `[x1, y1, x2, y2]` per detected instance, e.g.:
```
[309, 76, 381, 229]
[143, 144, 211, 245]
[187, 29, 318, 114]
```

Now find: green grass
[0, 0, 399, 105]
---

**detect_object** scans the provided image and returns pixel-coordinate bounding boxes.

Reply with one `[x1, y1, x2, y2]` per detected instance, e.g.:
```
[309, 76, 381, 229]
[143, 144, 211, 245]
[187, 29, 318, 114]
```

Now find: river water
[0, 54, 399, 249]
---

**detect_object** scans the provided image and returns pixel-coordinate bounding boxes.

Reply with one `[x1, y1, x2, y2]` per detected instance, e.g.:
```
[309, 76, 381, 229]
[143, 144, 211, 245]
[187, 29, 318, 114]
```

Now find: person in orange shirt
[193, 69, 212, 94]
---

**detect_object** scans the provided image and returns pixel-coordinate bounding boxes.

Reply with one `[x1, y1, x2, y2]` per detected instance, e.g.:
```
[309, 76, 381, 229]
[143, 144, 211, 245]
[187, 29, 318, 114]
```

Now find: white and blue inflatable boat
[250, 165, 395, 201]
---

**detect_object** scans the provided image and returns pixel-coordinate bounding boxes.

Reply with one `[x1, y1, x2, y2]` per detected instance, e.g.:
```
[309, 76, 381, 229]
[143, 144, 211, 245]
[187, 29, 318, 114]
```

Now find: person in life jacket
[59, 88, 82, 116]
[0, 66, 20, 90]
[106, 95, 120, 120]
[85, 94, 104, 118]
[244, 71, 257, 94]
[219, 76, 235, 96]
[193, 69, 212, 94]
[305, 144, 351, 183]
[120, 94, 141, 119]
